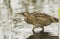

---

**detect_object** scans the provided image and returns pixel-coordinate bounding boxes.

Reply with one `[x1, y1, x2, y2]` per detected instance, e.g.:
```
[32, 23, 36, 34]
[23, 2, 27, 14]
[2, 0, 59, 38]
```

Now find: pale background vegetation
[0, 0, 60, 39]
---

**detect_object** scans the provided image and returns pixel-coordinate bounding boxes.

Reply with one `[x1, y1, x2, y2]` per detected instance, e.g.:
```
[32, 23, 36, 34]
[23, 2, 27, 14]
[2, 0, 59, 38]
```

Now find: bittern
[21, 12, 58, 33]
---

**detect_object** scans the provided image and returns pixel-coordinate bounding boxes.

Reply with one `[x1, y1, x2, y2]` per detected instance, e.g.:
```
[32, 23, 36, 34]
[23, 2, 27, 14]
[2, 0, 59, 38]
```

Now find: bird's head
[22, 12, 30, 17]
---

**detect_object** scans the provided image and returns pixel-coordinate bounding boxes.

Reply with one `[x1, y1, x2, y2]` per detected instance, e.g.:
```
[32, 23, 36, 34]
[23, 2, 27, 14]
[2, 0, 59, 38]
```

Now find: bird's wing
[30, 13, 51, 18]
[30, 13, 53, 23]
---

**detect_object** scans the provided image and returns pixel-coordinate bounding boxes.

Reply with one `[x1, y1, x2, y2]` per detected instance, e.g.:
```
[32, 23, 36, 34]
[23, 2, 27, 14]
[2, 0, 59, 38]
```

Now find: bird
[21, 12, 58, 33]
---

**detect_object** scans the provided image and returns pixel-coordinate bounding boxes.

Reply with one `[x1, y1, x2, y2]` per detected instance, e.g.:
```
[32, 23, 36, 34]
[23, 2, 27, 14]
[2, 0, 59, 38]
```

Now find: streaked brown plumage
[22, 12, 58, 33]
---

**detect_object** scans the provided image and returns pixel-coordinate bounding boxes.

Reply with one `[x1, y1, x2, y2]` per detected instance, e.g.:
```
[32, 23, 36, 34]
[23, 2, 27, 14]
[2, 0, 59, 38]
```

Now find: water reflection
[27, 31, 58, 39]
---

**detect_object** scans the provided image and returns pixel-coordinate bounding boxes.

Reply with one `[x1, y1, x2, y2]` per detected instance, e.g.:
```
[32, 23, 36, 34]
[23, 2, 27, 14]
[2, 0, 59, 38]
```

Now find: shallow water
[27, 31, 59, 39]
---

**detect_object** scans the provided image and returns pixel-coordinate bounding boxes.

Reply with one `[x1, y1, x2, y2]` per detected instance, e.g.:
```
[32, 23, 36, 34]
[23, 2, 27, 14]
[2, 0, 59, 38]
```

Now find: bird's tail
[50, 16, 59, 23]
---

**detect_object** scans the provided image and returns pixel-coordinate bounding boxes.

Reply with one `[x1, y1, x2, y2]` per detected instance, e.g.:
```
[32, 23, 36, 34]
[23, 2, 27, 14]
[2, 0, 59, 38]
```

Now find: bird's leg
[41, 27, 44, 32]
[32, 26, 35, 34]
